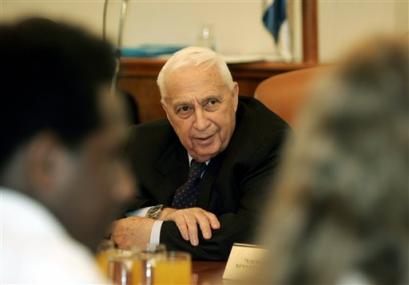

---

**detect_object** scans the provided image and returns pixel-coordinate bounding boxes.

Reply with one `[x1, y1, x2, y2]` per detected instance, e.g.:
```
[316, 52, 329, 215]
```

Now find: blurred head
[258, 37, 409, 285]
[0, 18, 133, 251]
[157, 47, 239, 162]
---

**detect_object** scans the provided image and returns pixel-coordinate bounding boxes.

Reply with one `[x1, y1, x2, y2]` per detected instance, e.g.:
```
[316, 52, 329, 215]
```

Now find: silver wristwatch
[146, 204, 164, 219]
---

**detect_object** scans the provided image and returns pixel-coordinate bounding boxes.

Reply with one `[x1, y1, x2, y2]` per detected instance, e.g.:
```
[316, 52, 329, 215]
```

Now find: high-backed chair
[255, 66, 328, 128]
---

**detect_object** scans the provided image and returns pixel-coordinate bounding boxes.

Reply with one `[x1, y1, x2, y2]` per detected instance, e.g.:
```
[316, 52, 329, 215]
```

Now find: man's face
[54, 87, 133, 250]
[162, 65, 238, 162]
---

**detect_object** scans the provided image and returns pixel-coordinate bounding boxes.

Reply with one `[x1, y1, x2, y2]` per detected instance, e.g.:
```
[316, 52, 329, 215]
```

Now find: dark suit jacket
[125, 97, 289, 260]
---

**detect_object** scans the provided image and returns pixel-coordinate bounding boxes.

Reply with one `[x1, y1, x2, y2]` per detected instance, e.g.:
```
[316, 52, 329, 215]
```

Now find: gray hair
[157, 47, 234, 101]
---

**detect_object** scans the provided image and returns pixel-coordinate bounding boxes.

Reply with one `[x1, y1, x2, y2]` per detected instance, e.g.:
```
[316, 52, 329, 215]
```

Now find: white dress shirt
[0, 187, 108, 284]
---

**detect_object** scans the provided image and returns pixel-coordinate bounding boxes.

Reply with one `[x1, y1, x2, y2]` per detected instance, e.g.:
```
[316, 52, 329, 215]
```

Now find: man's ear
[232, 82, 239, 112]
[25, 133, 63, 197]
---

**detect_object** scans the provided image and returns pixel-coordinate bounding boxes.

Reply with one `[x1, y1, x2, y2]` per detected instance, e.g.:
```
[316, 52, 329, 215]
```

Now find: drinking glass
[153, 251, 191, 285]
[132, 244, 167, 285]
[109, 253, 133, 285]
[95, 240, 117, 277]
[95, 240, 135, 285]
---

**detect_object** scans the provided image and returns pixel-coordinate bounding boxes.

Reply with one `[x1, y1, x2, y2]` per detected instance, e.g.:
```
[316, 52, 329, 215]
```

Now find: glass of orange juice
[109, 254, 133, 285]
[95, 240, 117, 277]
[132, 244, 167, 285]
[153, 251, 191, 285]
[96, 240, 136, 284]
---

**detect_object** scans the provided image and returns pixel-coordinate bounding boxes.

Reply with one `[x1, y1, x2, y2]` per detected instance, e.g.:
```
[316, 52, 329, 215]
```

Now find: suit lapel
[154, 140, 189, 204]
[196, 152, 225, 210]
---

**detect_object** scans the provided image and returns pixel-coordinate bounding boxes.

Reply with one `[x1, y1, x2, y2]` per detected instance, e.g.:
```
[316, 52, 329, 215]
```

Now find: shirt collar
[188, 154, 210, 166]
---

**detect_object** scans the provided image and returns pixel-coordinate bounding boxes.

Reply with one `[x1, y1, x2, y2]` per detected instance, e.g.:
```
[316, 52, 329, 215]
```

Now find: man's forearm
[111, 216, 154, 249]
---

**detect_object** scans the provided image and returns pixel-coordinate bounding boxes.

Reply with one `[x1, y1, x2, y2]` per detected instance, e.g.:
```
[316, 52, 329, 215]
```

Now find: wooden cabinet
[118, 59, 313, 123]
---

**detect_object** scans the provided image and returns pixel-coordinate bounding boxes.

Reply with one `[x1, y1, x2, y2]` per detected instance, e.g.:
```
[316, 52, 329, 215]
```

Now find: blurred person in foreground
[0, 18, 132, 283]
[112, 47, 289, 260]
[256, 37, 408, 285]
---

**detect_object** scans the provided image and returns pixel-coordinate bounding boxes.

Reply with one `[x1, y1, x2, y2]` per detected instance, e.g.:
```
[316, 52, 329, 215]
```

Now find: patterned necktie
[171, 160, 207, 209]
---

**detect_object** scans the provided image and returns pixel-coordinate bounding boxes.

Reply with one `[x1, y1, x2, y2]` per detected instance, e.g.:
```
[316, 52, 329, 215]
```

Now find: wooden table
[192, 261, 226, 285]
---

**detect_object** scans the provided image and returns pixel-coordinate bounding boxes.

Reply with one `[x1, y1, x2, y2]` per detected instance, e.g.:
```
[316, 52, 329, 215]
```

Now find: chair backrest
[255, 66, 328, 127]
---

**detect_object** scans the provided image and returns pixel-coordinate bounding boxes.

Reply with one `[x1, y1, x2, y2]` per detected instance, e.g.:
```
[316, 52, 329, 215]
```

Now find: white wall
[1, 0, 407, 63]
[0, 1, 282, 54]
[318, 0, 408, 62]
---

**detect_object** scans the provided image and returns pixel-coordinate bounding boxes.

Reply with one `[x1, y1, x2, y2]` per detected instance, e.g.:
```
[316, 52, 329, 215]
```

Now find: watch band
[146, 204, 164, 219]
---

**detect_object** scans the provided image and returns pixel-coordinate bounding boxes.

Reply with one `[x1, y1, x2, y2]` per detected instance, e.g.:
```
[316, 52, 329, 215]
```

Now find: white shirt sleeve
[149, 220, 163, 245]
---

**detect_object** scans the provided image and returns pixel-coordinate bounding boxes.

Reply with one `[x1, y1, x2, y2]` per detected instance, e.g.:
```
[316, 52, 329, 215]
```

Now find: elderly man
[0, 18, 132, 283]
[112, 47, 289, 260]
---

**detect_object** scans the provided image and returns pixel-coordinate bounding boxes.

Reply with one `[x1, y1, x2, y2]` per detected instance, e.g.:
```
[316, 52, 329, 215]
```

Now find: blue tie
[171, 160, 206, 209]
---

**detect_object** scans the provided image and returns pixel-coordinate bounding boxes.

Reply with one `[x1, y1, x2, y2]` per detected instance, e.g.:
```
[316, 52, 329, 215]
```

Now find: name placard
[222, 243, 267, 281]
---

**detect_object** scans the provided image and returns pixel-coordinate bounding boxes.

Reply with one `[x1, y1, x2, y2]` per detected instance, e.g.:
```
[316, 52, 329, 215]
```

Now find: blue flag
[263, 0, 287, 43]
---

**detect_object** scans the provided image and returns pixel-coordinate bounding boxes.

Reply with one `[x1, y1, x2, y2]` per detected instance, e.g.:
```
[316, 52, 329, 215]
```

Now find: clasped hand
[160, 207, 220, 246]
